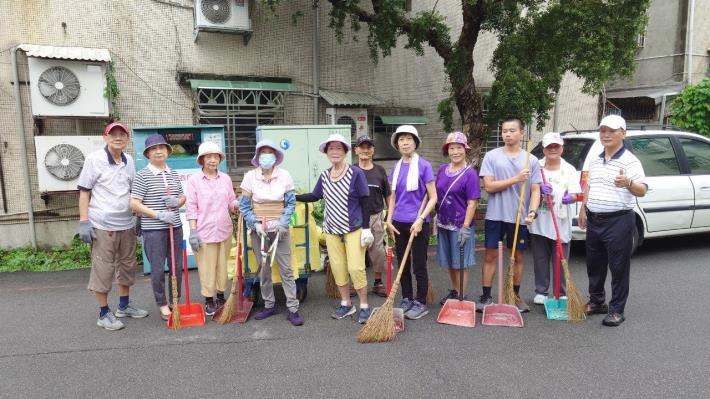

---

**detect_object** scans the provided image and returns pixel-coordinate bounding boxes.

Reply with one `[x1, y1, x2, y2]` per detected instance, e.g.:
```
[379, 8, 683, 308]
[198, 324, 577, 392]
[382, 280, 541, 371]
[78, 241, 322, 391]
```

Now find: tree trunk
[455, 75, 486, 167]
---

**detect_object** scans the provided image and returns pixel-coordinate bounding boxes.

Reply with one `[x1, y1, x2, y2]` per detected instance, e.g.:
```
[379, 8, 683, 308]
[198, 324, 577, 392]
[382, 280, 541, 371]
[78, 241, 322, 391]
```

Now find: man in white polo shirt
[578, 115, 647, 327]
[78, 122, 148, 331]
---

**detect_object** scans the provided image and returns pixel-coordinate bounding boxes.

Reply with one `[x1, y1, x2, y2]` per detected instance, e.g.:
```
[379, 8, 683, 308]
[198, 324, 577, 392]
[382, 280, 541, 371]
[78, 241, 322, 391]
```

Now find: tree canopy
[266, 0, 649, 161]
[670, 78, 710, 137]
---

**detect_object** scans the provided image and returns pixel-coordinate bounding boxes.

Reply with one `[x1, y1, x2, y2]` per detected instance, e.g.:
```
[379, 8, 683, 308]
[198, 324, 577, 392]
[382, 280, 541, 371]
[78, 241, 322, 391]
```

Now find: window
[629, 137, 680, 176]
[531, 138, 592, 171]
[679, 138, 710, 174]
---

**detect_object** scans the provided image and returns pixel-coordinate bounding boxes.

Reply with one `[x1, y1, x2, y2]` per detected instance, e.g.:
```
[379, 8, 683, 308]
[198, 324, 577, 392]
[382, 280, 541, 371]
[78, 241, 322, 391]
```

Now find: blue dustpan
[544, 297, 569, 321]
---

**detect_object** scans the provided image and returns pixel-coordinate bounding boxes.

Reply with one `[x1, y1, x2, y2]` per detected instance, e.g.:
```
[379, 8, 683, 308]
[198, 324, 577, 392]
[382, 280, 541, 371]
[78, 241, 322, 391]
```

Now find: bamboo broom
[325, 259, 339, 299]
[218, 214, 243, 325]
[503, 140, 533, 305]
[168, 223, 181, 330]
[357, 232, 416, 343]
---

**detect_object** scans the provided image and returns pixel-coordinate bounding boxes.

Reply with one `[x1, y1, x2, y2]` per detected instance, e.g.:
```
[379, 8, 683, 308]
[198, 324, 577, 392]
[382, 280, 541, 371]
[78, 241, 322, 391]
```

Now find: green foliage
[311, 199, 325, 227]
[104, 62, 120, 120]
[670, 78, 710, 136]
[0, 237, 143, 273]
[437, 97, 454, 133]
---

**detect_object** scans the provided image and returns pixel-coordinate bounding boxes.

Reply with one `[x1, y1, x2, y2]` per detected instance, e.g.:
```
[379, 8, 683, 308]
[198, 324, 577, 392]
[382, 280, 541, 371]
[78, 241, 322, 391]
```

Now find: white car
[531, 128, 710, 253]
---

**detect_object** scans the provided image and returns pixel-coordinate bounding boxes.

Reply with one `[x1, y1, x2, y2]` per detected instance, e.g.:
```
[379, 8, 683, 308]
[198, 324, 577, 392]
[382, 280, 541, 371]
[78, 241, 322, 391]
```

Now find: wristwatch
[529, 209, 538, 219]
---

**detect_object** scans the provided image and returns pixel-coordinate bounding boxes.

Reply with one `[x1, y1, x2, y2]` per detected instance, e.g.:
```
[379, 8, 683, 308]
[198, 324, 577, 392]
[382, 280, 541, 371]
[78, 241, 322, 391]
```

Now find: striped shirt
[586, 147, 647, 213]
[132, 164, 183, 230]
[311, 166, 369, 234]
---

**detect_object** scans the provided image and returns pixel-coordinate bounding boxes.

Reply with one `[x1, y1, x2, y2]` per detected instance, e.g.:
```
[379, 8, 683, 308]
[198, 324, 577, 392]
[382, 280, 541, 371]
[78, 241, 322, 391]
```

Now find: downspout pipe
[312, 4, 320, 124]
[684, 0, 695, 85]
[11, 46, 37, 249]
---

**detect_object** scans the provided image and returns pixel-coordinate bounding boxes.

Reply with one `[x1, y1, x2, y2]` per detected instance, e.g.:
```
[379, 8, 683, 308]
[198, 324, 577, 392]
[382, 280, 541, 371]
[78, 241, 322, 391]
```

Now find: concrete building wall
[0, 0, 599, 248]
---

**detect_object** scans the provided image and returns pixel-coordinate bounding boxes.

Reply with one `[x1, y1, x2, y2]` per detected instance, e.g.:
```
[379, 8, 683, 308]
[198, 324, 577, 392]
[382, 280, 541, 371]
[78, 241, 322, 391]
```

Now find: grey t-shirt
[480, 147, 542, 224]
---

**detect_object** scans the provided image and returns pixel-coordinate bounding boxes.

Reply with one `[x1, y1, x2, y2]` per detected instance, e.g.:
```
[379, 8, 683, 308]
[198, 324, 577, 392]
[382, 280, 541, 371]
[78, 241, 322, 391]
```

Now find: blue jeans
[436, 228, 476, 269]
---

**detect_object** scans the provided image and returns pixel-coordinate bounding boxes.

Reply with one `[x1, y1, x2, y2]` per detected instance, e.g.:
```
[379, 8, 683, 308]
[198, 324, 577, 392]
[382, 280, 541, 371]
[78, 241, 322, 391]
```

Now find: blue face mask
[259, 153, 276, 170]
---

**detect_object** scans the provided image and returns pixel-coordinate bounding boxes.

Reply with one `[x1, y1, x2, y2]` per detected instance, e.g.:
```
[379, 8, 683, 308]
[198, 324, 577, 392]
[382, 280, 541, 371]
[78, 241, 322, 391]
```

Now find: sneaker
[404, 300, 429, 320]
[440, 289, 459, 305]
[115, 304, 148, 318]
[372, 283, 387, 298]
[287, 310, 304, 326]
[398, 298, 414, 312]
[357, 307, 372, 324]
[204, 299, 216, 316]
[97, 311, 125, 331]
[602, 312, 625, 326]
[475, 295, 494, 312]
[533, 294, 547, 305]
[254, 307, 277, 320]
[215, 293, 226, 309]
[331, 305, 356, 319]
[585, 302, 609, 315]
[515, 296, 530, 313]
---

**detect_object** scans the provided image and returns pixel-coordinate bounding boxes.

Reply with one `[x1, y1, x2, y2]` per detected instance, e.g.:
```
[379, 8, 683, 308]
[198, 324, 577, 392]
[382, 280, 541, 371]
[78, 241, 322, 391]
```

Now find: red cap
[103, 122, 130, 136]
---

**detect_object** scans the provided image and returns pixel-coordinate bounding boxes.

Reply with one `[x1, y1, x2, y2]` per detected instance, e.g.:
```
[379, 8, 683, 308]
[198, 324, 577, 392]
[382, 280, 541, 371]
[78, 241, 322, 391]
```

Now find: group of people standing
[79, 114, 646, 331]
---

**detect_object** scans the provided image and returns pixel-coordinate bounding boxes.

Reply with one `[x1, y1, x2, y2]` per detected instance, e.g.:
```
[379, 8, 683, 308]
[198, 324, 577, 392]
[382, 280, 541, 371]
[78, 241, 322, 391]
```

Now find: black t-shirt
[354, 163, 391, 214]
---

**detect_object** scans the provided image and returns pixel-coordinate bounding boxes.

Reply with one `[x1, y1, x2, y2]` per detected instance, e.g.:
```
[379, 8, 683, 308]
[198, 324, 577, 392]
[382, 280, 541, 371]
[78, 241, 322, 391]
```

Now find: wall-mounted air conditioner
[27, 57, 109, 118]
[34, 136, 106, 192]
[194, 0, 252, 43]
[325, 107, 368, 141]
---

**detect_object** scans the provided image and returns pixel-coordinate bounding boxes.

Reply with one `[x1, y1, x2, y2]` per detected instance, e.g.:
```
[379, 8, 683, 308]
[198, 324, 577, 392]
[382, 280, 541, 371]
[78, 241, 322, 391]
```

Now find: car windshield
[531, 137, 592, 171]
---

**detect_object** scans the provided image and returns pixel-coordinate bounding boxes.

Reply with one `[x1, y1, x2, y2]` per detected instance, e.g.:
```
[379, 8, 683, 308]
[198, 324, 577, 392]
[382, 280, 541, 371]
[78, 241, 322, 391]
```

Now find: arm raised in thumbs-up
[614, 168, 632, 189]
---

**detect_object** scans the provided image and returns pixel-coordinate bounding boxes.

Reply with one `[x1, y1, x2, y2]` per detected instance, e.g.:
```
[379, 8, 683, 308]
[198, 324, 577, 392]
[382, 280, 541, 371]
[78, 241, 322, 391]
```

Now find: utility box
[255, 125, 351, 192]
[132, 125, 227, 274]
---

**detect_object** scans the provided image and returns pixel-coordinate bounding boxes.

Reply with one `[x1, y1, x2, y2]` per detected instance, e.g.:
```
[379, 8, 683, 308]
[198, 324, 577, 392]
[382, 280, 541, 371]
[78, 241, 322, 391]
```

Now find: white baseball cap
[599, 114, 626, 130]
[542, 132, 564, 148]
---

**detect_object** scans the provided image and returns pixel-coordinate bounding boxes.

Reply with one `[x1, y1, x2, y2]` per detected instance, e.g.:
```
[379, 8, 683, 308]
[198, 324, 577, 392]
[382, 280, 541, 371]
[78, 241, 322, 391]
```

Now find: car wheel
[631, 222, 640, 256]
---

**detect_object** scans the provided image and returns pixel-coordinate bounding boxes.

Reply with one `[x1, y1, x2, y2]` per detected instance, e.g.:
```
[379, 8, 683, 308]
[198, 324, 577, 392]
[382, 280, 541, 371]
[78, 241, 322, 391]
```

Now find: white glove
[254, 222, 266, 238]
[361, 228, 374, 248]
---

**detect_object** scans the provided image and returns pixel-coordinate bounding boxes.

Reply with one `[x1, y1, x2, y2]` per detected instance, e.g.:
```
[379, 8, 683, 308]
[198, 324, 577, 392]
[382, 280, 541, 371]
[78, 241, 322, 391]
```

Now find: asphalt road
[1, 233, 709, 398]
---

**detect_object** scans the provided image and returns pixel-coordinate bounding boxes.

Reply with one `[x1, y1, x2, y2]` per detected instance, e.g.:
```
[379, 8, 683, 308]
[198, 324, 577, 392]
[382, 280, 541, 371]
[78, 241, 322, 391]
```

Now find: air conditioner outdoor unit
[194, 0, 252, 42]
[27, 57, 109, 118]
[34, 136, 107, 192]
[325, 107, 368, 139]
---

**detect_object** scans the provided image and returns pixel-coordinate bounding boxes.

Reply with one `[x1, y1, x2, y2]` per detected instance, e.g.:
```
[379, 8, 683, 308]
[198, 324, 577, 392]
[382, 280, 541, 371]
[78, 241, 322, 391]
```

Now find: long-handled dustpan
[437, 246, 476, 327]
[167, 241, 206, 328]
[544, 243, 568, 320]
[482, 241, 524, 327]
[214, 216, 253, 324]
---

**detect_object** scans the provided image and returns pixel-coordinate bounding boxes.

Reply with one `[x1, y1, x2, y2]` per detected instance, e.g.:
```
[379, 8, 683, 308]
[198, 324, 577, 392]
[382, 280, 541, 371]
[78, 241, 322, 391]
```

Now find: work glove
[79, 220, 95, 243]
[361, 228, 374, 248]
[540, 183, 553, 196]
[156, 211, 176, 225]
[135, 217, 142, 237]
[162, 195, 179, 209]
[230, 199, 239, 214]
[189, 231, 203, 252]
[561, 191, 575, 205]
[253, 221, 266, 238]
[457, 226, 471, 248]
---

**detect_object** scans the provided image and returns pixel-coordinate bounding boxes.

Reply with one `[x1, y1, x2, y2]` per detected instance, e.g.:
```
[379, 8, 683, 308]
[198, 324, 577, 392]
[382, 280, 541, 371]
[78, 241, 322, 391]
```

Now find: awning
[320, 89, 384, 106]
[189, 79, 296, 92]
[18, 44, 111, 62]
[379, 115, 428, 125]
[606, 84, 683, 105]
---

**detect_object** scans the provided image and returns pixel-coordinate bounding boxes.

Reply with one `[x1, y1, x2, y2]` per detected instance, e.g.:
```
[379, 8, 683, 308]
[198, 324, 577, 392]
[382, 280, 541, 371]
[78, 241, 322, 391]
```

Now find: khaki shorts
[87, 228, 137, 293]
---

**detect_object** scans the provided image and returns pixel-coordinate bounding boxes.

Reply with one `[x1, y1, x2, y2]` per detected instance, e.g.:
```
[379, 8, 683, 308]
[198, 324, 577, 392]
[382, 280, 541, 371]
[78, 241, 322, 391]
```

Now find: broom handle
[231, 215, 243, 294]
[162, 173, 179, 305]
[509, 140, 533, 262]
[498, 241, 504, 304]
[540, 168, 565, 299]
[182, 241, 191, 306]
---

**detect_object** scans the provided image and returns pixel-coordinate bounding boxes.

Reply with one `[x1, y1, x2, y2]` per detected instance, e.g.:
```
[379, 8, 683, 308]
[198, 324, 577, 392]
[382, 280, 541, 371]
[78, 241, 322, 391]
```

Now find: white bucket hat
[391, 125, 421, 150]
[197, 141, 225, 165]
[319, 133, 351, 153]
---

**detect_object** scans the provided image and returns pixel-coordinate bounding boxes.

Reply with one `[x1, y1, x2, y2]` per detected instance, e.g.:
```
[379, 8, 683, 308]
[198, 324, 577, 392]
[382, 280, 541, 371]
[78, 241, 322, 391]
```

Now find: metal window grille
[195, 88, 286, 173]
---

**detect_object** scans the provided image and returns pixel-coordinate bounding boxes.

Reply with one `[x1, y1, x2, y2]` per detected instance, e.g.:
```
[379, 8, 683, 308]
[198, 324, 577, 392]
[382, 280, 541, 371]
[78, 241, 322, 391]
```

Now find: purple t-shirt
[435, 164, 481, 230]
[479, 147, 542, 224]
[389, 157, 435, 223]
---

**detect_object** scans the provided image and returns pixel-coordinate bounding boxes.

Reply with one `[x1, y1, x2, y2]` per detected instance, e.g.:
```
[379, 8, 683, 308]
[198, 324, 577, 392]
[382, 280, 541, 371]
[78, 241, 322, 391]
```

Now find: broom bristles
[357, 298, 395, 343]
[170, 276, 181, 330]
[503, 260, 517, 305]
[426, 280, 435, 306]
[217, 291, 238, 325]
[325, 263, 339, 299]
[562, 259, 586, 321]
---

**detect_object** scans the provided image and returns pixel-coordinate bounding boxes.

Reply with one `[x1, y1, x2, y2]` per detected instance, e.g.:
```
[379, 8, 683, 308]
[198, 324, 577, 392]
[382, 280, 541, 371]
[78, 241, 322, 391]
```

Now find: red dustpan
[482, 241, 524, 327]
[437, 246, 476, 327]
[167, 242, 206, 328]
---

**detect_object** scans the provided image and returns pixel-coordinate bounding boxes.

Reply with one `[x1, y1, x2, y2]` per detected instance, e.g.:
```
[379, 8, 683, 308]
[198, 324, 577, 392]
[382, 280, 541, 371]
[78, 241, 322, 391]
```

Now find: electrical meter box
[132, 125, 227, 274]
[255, 125, 351, 192]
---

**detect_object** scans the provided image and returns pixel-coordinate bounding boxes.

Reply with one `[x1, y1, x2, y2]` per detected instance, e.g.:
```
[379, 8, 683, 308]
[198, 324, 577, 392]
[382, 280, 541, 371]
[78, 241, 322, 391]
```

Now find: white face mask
[259, 153, 276, 170]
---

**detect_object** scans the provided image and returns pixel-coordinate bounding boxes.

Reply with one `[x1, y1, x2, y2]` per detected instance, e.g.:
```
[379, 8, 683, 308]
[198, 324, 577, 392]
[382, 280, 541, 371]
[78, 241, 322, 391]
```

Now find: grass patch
[0, 237, 143, 273]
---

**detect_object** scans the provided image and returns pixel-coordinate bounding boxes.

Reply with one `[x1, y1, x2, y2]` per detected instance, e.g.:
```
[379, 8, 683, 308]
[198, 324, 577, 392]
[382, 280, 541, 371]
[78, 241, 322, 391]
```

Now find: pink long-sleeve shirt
[186, 170, 236, 243]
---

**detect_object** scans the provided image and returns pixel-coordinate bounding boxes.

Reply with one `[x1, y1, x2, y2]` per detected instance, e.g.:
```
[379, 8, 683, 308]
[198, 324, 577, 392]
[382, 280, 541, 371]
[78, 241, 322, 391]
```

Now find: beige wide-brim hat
[391, 124, 421, 150]
[196, 141, 225, 165]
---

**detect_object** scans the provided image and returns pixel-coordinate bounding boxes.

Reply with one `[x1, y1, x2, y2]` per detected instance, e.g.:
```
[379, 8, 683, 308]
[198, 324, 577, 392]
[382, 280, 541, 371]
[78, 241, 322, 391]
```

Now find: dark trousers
[143, 227, 183, 307]
[393, 221, 430, 304]
[531, 234, 569, 296]
[585, 210, 634, 314]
